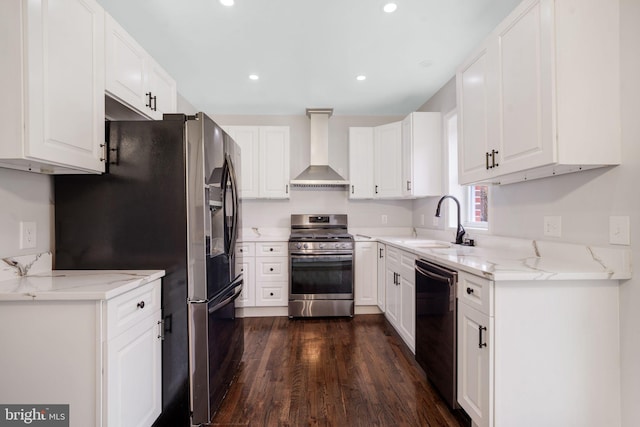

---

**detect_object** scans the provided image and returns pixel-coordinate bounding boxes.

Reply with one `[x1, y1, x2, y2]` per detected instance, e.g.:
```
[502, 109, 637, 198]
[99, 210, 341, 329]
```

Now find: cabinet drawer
[457, 272, 493, 316]
[256, 257, 288, 282]
[236, 242, 255, 257]
[256, 282, 287, 306]
[106, 280, 161, 339]
[256, 242, 287, 256]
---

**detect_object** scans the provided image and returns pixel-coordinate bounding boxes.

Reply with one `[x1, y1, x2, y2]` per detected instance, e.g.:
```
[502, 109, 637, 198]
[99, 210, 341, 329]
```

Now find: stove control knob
[319, 243, 325, 249]
[296, 243, 302, 249]
[303, 243, 309, 249]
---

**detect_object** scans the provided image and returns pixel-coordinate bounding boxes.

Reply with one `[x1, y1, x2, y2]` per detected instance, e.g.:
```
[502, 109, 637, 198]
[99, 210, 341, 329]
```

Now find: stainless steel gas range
[288, 214, 354, 318]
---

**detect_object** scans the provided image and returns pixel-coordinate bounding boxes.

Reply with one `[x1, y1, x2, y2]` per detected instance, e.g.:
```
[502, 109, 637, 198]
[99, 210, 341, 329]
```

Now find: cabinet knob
[466, 287, 474, 295]
[137, 301, 145, 309]
[240, 248, 243, 252]
[270, 292, 274, 296]
[269, 248, 274, 252]
[269, 267, 274, 272]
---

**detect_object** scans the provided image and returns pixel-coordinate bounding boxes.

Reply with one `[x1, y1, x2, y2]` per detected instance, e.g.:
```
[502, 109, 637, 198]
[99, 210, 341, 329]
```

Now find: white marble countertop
[359, 234, 631, 281]
[0, 270, 165, 301]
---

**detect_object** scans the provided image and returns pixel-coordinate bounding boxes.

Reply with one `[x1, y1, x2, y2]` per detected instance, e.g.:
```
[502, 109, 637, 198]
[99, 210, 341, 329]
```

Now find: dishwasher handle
[415, 264, 455, 285]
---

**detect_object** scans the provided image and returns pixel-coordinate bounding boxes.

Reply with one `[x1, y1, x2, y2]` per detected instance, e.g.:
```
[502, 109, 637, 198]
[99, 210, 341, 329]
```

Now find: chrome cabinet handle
[351, 185, 354, 194]
[486, 152, 490, 170]
[406, 181, 411, 191]
[375, 185, 379, 194]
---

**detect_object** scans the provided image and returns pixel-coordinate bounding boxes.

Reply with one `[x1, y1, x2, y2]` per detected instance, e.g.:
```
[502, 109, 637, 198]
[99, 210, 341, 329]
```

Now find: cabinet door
[147, 59, 177, 118]
[384, 247, 400, 326]
[106, 310, 162, 427]
[259, 127, 290, 198]
[398, 251, 416, 351]
[105, 13, 147, 115]
[456, 44, 498, 185]
[403, 112, 442, 198]
[377, 243, 386, 311]
[458, 303, 492, 427]
[348, 127, 375, 199]
[495, 0, 555, 175]
[226, 126, 261, 198]
[355, 242, 377, 305]
[25, 0, 105, 173]
[374, 122, 402, 198]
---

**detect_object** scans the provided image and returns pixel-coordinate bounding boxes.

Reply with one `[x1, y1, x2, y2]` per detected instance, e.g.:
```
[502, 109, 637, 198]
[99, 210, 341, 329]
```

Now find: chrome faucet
[435, 195, 466, 245]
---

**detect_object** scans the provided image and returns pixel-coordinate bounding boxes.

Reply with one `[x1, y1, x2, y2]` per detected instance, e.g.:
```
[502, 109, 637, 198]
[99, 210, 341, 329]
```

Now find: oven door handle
[290, 254, 353, 262]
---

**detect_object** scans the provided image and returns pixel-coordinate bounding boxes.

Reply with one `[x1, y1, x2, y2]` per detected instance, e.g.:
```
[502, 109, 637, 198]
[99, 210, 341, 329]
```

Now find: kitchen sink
[392, 239, 451, 249]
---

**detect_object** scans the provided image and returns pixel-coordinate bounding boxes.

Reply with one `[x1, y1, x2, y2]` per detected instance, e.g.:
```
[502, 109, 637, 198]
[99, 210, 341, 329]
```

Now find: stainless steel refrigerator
[54, 112, 244, 426]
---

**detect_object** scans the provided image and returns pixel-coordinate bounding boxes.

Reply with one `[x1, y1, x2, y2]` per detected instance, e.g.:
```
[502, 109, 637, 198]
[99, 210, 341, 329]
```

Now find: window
[444, 111, 488, 230]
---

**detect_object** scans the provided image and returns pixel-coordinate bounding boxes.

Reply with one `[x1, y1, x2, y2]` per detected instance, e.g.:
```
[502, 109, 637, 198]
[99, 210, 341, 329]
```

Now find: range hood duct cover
[291, 108, 349, 187]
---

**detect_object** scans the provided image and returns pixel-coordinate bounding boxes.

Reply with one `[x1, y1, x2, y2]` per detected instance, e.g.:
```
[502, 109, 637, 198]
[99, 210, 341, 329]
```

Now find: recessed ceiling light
[249, 74, 259, 81]
[356, 75, 367, 81]
[383, 3, 397, 13]
[220, 0, 234, 6]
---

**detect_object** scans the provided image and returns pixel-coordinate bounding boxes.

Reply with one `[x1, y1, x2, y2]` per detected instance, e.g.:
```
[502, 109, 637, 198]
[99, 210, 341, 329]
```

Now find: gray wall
[413, 1, 640, 423]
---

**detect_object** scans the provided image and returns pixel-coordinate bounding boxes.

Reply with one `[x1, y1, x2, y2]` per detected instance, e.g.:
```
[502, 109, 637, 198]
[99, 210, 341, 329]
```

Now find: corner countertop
[0, 270, 165, 302]
[357, 234, 631, 282]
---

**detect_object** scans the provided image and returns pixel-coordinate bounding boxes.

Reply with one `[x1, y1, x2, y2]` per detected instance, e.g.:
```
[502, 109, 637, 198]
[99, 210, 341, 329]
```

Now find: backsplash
[0, 252, 52, 281]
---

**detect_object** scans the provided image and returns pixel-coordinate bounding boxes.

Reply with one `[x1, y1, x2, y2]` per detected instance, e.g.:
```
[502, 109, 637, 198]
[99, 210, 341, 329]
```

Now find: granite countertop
[362, 235, 632, 282]
[0, 270, 165, 301]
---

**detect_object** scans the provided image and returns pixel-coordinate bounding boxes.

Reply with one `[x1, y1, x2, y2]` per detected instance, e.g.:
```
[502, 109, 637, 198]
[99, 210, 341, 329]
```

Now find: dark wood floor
[209, 314, 469, 427]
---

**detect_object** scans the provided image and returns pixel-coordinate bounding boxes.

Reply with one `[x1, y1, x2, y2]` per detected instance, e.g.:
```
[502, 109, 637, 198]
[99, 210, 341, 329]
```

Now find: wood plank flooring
[209, 314, 469, 427]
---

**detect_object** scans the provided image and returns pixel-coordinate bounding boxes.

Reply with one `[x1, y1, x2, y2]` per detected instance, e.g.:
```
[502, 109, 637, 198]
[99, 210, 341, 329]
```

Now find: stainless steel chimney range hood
[290, 108, 349, 188]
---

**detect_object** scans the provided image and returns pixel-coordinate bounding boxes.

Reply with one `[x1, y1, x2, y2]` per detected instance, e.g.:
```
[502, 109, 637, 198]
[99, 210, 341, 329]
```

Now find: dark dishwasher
[415, 258, 458, 410]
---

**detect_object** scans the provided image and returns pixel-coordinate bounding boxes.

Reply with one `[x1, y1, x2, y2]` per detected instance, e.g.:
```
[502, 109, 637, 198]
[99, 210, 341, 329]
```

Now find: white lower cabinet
[0, 280, 162, 427]
[384, 246, 416, 352]
[236, 242, 288, 308]
[376, 243, 386, 311]
[457, 300, 492, 427]
[355, 241, 377, 306]
[235, 242, 256, 307]
[456, 271, 621, 427]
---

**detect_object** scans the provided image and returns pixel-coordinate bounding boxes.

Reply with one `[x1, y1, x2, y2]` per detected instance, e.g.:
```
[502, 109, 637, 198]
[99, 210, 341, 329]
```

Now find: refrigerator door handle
[226, 154, 240, 258]
[208, 277, 243, 313]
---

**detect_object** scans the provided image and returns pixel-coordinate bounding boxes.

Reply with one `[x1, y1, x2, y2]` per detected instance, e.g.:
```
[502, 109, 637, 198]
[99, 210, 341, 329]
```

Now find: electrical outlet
[543, 216, 561, 238]
[381, 215, 388, 225]
[20, 221, 37, 249]
[609, 216, 630, 245]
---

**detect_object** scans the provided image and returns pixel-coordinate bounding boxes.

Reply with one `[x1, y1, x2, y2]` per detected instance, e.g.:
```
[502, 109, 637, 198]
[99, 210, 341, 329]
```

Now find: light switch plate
[543, 216, 561, 238]
[609, 216, 630, 245]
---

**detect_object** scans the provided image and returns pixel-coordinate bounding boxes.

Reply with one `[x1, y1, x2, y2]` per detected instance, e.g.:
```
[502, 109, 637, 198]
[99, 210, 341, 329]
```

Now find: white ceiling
[97, 0, 522, 116]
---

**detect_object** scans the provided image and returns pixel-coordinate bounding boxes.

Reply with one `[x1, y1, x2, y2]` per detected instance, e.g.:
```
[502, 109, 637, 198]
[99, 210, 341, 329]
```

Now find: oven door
[289, 252, 353, 299]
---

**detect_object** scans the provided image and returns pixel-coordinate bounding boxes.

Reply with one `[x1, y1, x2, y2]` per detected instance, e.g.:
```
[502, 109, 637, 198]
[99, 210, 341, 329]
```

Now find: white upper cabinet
[348, 127, 375, 199]
[401, 112, 442, 198]
[0, 0, 106, 174]
[225, 126, 261, 198]
[350, 114, 441, 200]
[374, 121, 403, 198]
[224, 126, 290, 199]
[457, 0, 620, 185]
[105, 13, 177, 120]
